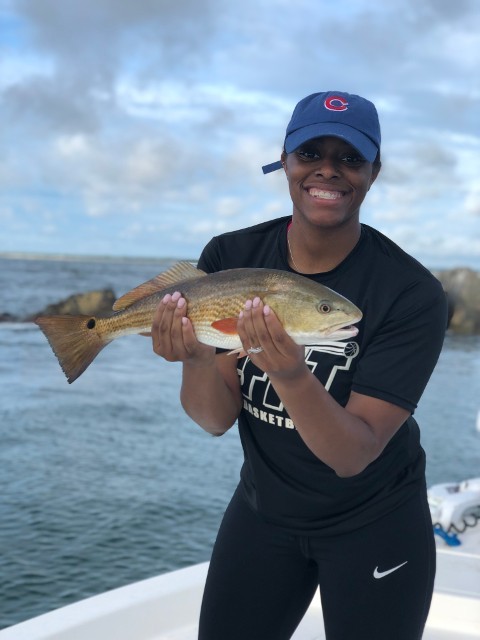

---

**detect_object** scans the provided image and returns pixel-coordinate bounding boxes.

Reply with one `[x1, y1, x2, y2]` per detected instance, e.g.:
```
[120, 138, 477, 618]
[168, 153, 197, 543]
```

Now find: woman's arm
[269, 367, 409, 477]
[237, 298, 410, 477]
[181, 352, 242, 435]
[151, 292, 242, 436]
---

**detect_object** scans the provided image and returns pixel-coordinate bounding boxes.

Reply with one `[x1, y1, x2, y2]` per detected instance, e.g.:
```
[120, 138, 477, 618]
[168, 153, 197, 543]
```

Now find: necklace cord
[287, 228, 302, 273]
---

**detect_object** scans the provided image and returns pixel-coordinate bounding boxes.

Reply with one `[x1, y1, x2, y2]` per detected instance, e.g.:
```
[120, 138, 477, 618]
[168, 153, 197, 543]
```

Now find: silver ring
[247, 346, 263, 354]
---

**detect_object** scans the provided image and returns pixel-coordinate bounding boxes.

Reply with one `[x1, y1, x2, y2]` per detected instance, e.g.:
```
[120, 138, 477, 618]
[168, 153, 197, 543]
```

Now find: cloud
[1, 0, 479, 267]
[14, 0, 220, 76]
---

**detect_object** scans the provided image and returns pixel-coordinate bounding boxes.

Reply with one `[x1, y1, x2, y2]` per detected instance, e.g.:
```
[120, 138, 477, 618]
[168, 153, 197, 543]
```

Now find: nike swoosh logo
[373, 561, 408, 579]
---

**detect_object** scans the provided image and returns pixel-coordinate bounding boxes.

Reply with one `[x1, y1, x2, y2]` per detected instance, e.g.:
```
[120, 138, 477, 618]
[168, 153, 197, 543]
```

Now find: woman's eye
[297, 151, 318, 160]
[341, 154, 364, 165]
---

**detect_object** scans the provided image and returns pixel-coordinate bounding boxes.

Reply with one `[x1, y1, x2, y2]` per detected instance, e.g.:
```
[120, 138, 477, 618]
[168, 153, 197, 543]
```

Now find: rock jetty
[28, 289, 116, 321]
[435, 268, 480, 335]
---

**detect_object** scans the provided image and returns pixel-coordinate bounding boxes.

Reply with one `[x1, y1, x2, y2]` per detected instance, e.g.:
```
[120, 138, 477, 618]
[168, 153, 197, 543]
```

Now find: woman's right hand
[151, 292, 216, 366]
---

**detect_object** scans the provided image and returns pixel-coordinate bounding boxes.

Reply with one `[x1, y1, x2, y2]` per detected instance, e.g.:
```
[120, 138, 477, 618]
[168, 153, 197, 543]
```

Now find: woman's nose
[314, 157, 339, 178]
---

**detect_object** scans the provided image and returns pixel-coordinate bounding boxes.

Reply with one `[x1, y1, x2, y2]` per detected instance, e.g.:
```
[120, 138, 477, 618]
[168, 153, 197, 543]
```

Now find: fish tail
[35, 315, 112, 383]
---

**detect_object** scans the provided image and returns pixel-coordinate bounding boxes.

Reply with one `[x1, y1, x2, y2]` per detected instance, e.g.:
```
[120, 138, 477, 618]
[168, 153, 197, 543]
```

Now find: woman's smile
[306, 187, 347, 200]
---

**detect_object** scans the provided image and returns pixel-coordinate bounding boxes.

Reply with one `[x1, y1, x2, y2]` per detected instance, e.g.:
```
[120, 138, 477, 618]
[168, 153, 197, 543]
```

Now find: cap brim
[285, 122, 378, 162]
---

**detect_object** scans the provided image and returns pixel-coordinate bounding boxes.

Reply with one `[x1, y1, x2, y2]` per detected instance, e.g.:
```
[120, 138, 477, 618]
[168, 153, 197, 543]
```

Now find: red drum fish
[35, 261, 362, 383]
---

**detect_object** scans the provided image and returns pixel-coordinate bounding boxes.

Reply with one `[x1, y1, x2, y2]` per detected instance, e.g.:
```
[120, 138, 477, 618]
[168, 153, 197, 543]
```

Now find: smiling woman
[150, 90, 449, 640]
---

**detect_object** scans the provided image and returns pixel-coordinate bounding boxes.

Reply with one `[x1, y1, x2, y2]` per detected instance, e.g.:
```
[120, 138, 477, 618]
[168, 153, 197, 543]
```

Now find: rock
[0, 312, 16, 322]
[435, 268, 480, 334]
[29, 289, 116, 320]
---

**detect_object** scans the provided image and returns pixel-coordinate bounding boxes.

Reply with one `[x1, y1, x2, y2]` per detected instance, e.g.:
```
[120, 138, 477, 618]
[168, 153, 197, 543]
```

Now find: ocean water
[0, 256, 479, 629]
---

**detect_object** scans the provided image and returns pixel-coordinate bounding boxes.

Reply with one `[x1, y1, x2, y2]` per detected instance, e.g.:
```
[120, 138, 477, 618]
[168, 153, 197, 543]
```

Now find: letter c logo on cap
[324, 96, 349, 111]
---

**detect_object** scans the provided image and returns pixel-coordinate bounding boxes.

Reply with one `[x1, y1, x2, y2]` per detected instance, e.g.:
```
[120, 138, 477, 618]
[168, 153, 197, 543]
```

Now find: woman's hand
[151, 292, 216, 367]
[237, 297, 307, 380]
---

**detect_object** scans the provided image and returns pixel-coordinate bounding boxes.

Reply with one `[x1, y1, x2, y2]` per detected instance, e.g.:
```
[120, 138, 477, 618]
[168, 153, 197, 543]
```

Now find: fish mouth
[327, 325, 359, 340]
[324, 317, 361, 340]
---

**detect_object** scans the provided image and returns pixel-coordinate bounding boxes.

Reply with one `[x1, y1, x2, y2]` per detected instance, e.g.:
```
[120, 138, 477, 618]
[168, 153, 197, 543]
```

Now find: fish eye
[317, 302, 331, 314]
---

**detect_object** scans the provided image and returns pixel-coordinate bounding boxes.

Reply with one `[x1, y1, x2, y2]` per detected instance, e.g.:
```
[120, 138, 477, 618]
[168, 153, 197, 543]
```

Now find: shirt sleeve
[197, 237, 222, 273]
[352, 279, 448, 412]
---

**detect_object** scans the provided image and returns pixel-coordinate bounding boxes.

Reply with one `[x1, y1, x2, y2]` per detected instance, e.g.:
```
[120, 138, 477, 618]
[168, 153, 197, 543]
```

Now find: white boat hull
[1, 538, 479, 640]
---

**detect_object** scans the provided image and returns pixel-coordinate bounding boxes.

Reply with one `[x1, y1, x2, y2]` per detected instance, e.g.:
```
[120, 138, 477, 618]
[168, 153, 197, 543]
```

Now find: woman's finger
[240, 299, 262, 354]
[152, 292, 186, 359]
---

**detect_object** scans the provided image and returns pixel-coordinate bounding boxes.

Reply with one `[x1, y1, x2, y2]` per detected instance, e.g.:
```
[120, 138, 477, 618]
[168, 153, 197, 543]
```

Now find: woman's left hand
[237, 297, 307, 380]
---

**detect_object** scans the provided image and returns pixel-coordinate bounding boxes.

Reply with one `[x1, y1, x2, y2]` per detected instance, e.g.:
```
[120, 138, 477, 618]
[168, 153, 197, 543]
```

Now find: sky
[0, 0, 479, 269]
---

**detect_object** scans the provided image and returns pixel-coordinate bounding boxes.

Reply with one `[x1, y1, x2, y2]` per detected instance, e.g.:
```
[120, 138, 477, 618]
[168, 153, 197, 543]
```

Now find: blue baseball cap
[262, 91, 381, 174]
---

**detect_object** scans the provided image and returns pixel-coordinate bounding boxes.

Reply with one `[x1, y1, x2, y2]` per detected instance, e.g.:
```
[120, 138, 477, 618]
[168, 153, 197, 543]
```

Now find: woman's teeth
[308, 188, 343, 200]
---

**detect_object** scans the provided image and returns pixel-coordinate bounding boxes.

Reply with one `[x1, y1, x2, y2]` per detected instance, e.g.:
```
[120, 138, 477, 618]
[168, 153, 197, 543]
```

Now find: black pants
[198, 486, 436, 640]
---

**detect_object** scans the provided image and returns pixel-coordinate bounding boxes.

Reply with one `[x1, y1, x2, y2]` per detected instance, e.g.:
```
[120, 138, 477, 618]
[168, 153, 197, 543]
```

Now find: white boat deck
[1, 528, 479, 640]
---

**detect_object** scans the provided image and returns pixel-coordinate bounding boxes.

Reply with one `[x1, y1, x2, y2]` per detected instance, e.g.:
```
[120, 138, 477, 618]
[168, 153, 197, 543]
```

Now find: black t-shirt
[197, 216, 448, 535]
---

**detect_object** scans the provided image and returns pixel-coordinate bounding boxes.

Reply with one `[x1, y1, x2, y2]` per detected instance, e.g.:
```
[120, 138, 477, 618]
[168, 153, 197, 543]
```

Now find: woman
[151, 91, 448, 639]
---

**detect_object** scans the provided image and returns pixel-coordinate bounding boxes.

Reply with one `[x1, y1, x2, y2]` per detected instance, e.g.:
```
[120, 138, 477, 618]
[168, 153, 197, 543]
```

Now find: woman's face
[282, 136, 380, 230]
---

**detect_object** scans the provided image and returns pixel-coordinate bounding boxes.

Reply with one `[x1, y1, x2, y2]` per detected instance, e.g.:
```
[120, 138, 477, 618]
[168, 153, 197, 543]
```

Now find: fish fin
[35, 315, 111, 383]
[113, 262, 206, 311]
[211, 318, 238, 335]
[227, 347, 247, 358]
